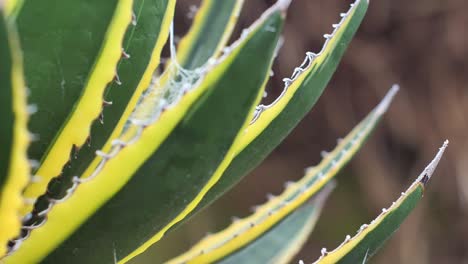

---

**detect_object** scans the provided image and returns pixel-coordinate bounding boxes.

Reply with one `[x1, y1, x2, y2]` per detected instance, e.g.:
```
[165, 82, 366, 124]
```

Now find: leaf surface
[313, 141, 448, 264]
[195, 0, 369, 217]
[30, 0, 177, 216]
[168, 183, 334, 264]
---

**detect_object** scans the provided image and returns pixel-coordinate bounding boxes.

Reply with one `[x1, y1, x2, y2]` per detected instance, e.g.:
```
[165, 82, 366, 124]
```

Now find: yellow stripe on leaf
[315, 140, 447, 263]
[0, 14, 30, 257]
[19, 0, 133, 215]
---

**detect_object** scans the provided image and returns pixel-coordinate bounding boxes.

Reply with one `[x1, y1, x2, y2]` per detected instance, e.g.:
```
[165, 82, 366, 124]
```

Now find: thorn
[266, 193, 275, 201]
[321, 248, 328, 256]
[114, 73, 122, 85]
[121, 49, 130, 59]
[283, 181, 295, 188]
[320, 151, 329, 158]
[28, 159, 40, 169]
[102, 100, 113, 107]
[186, 5, 198, 19]
[30, 175, 42, 183]
[345, 234, 351, 242]
[28, 132, 39, 142]
[96, 150, 113, 159]
[27, 104, 38, 114]
[22, 213, 33, 223]
[250, 205, 260, 212]
[23, 198, 36, 205]
[71, 145, 80, 159]
[86, 136, 91, 147]
[131, 12, 137, 26]
[306, 51, 317, 59]
[99, 112, 104, 124]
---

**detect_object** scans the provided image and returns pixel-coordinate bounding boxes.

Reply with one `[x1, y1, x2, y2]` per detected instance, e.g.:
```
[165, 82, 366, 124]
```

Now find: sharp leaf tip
[375, 84, 399, 115]
[420, 140, 449, 184]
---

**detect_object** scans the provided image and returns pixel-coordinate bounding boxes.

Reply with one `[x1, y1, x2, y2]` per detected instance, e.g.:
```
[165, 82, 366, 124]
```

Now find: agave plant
[0, 0, 448, 263]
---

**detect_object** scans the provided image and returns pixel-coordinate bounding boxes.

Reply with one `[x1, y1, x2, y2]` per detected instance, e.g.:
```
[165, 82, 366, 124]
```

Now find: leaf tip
[375, 84, 399, 115]
[275, 0, 292, 11]
[419, 140, 448, 185]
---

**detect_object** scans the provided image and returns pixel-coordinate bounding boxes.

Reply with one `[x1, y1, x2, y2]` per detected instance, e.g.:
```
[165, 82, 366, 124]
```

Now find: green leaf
[163, 85, 398, 264]
[17, 0, 133, 212]
[176, 0, 244, 69]
[167, 183, 334, 264]
[0, 11, 30, 257]
[312, 140, 448, 264]
[217, 184, 333, 264]
[194, 0, 369, 218]
[4, 4, 286, 264]
[35, 0, 176, 217]
[29, 0, 241, 218]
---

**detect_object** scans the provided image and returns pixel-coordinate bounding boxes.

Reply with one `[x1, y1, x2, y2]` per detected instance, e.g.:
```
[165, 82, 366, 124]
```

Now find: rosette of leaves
[0, 0, 447, 263]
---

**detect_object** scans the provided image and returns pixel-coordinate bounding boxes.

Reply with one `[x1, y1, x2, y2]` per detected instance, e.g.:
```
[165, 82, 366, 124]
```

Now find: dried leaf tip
[418, 140, 449, 185]
[274, 0, 292, 12]
[375, 84, 399, 115]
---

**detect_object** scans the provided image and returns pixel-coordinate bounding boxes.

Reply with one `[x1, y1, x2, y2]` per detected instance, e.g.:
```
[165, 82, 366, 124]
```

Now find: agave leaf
[311, 141, 448, 264]
[163, 85, 397, 264]
[17, 0, 133, 209]
[32, 0, 176, 215]
[167, 183, 334, 264]
[0, 12, 30, 257]
[43, 0, 242, 212]
[33, 0, 242, 214]
[176, 0, 244, 69]
[4, 4, 286, 264]
[195, 0, 369, 217]
[28, 0, 247, 223]
[218, 184, 334, 264]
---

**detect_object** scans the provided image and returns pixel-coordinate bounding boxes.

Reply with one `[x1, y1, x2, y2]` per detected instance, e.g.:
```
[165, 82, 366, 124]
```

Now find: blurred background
[133, 0, 468, 263]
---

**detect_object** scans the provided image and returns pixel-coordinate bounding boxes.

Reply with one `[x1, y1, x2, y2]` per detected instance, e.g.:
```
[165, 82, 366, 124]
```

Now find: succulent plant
[0, 0, 447, 263]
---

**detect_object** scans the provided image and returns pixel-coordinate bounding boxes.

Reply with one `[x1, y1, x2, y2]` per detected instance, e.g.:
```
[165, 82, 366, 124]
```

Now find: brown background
[133, 0, 468, 263]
